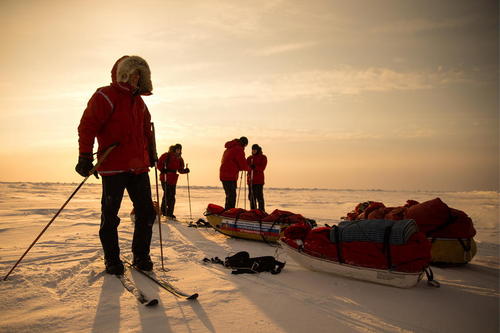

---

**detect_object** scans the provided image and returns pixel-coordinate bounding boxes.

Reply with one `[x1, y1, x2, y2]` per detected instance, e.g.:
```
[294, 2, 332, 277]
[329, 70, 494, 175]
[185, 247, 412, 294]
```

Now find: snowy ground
[0, 182, 498, 332]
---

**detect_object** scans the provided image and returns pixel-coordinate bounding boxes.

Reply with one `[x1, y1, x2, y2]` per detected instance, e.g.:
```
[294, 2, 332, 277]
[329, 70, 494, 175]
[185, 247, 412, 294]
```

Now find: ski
[117, 270, 159, 307]
[124, 259, 199, 300]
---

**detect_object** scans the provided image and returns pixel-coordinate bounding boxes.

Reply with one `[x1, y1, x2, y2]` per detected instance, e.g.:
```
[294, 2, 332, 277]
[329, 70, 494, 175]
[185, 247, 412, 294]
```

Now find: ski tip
[187, 293, 199, 300]
[146, 299, 159, 307]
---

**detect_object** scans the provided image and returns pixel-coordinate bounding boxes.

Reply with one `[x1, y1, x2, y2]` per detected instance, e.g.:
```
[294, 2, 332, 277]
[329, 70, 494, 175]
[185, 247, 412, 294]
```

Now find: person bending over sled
[76, 55, 157, 275]
[158, 144, 190, 219]
[247, 144, 267, 212]
[220, 136, 249, 209]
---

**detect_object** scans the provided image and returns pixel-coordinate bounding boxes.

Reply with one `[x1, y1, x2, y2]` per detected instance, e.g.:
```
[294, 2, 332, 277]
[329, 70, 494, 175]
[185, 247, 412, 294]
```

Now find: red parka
[219, 139, 249, 181]
[158, 151, 187, 185]
[247, 153, 267, 185]
[77, 56, 153, 175]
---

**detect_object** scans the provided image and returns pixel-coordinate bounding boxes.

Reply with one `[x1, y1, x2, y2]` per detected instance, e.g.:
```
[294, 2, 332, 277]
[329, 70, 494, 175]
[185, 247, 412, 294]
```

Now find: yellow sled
[430, 238, 477, 265]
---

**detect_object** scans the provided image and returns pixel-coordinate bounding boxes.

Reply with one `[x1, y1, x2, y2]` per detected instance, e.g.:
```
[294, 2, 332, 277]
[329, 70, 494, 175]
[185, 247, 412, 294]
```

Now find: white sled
[281, 240, 425, 288]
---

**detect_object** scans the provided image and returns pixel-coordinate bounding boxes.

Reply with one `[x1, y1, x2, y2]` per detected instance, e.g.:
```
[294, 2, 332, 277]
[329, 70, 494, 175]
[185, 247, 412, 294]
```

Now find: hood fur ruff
[115, 55, 153, 95]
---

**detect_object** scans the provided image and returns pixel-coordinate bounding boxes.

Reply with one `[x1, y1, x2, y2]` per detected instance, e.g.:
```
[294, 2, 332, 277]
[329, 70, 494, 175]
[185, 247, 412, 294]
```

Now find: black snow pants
[161, 182, 177, 216]
[222, 180, 237, 209]
[100, 172, 156, 264]
[249, 184, 265, 212]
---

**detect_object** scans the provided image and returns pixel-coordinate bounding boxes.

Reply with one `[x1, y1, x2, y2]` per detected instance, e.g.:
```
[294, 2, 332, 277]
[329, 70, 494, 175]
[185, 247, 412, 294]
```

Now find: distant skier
[76, 55, 157, 275]
[219, 137, 249, 209]
[247, 144, 267, 212]
[157, 144, 190, 219]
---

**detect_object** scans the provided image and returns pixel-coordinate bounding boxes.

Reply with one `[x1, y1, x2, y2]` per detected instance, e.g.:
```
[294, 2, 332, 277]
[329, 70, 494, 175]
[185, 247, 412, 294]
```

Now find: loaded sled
[204, 204, 315, 243]
[281, 219, 437, 288]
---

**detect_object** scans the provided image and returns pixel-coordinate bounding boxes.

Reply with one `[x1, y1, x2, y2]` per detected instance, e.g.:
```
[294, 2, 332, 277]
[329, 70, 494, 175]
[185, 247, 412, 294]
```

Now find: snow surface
[0, 182, 498, 333]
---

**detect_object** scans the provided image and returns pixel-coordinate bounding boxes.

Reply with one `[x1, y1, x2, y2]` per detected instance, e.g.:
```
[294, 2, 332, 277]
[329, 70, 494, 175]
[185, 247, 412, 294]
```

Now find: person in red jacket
[75, 55, 157, 275]
[219, 137, 249, 209]
[157, 144, 190, 219]
[247, 144, 267, 212]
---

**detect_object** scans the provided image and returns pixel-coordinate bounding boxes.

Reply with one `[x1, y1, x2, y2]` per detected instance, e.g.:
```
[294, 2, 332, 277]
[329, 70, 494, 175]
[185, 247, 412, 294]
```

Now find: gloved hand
[250, 164, 256, 169]
[148, 145, 157, 167]
[75, 153, 99, 178]
[183, 168, 190, 173]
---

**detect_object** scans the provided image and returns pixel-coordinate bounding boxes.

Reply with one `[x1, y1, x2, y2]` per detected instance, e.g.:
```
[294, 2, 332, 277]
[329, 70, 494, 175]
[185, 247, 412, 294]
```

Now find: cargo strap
[332, 225, 344, 264]
[258, 219, 279, 247]
[424, 267, 440, 287]
[458, 238, 473, 262]
[382, 225, 393, 269]
[233, 210, 245, 228]
[457, 238, 472, 251]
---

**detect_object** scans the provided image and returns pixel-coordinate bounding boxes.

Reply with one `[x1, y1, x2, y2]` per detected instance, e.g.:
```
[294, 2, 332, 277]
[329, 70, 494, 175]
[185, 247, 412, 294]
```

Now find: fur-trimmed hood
[111, 55, 153, 95]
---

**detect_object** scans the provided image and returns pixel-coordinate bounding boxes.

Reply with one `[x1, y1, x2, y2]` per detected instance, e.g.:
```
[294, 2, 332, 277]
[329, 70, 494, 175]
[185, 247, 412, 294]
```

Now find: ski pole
[151, 123, 165, 271]
[236, 171, 243, 208]
[250, 156, 255, 209]
[243, 171, 247, 210]
[186, 163, 192, 222]
[3, 142, 118, 281]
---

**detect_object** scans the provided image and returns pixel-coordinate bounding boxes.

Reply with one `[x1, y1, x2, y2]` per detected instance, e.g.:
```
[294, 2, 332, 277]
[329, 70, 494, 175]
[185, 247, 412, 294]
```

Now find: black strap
[258, 218, 279, 247]
[233, 210, 245, 229]
[425, 267, 441, 287]
[383, 225, 393, 269]
[457, 238, 471, 252]
[332, 225, 344, 264]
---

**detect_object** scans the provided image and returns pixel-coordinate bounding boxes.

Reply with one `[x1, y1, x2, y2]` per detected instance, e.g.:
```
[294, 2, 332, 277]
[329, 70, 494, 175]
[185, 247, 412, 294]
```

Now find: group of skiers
[75, 55, 267, 276]
[219, 136, 267, 212]
[157, 137, 267, 218]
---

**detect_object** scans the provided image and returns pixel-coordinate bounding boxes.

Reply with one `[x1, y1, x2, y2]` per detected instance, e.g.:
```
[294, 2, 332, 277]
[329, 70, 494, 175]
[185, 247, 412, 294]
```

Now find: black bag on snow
[223, 251, 285, 275]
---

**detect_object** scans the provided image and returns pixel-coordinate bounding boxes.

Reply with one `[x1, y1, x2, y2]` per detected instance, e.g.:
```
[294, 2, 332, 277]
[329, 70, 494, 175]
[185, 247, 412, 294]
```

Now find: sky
[0, 0, 498, 191]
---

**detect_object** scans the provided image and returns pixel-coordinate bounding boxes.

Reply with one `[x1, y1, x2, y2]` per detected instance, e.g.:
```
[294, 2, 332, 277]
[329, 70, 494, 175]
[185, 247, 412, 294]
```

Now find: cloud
[371, 17, 474, 35]
[274, 127, 435, 142]
[190, 0, 285, 36]
[248, 41, 319, 56]
[153, 66, 470, 103]
[0, 65, 471, 109]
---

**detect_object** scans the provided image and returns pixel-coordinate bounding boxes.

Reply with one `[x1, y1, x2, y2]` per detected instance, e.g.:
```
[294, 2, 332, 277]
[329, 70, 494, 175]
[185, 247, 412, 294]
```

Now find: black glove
[184, 168, 190, 173]
[148, 146, 157, 167]
[75, 153, 99, 178]
[250, 164, 256, 169]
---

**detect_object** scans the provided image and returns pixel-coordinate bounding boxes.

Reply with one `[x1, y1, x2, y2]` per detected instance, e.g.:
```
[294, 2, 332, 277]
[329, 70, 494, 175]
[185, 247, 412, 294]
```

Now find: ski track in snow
[0, 182, 498, 333]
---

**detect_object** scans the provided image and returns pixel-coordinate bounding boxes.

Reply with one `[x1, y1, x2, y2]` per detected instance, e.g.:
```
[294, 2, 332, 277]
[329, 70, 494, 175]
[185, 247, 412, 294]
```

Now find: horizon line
[0, 181, 497, 194]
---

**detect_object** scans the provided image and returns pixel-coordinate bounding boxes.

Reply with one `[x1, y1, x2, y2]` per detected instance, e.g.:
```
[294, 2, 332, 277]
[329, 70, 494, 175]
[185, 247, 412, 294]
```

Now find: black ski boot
[105, 259, 124, 275]
[133, 255, 153, 271]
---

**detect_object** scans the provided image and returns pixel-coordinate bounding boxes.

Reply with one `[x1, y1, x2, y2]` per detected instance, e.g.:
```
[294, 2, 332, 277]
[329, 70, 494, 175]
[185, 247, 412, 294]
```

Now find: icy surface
[0, 182, 498, 332]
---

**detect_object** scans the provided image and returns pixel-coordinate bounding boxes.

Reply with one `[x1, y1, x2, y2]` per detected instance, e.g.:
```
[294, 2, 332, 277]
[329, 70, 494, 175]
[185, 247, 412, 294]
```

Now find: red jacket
[158, 151, 187, 185]
[78, 57, 153, 175]
[219, 139, 249, 181]
[247, 153, 267, 185]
